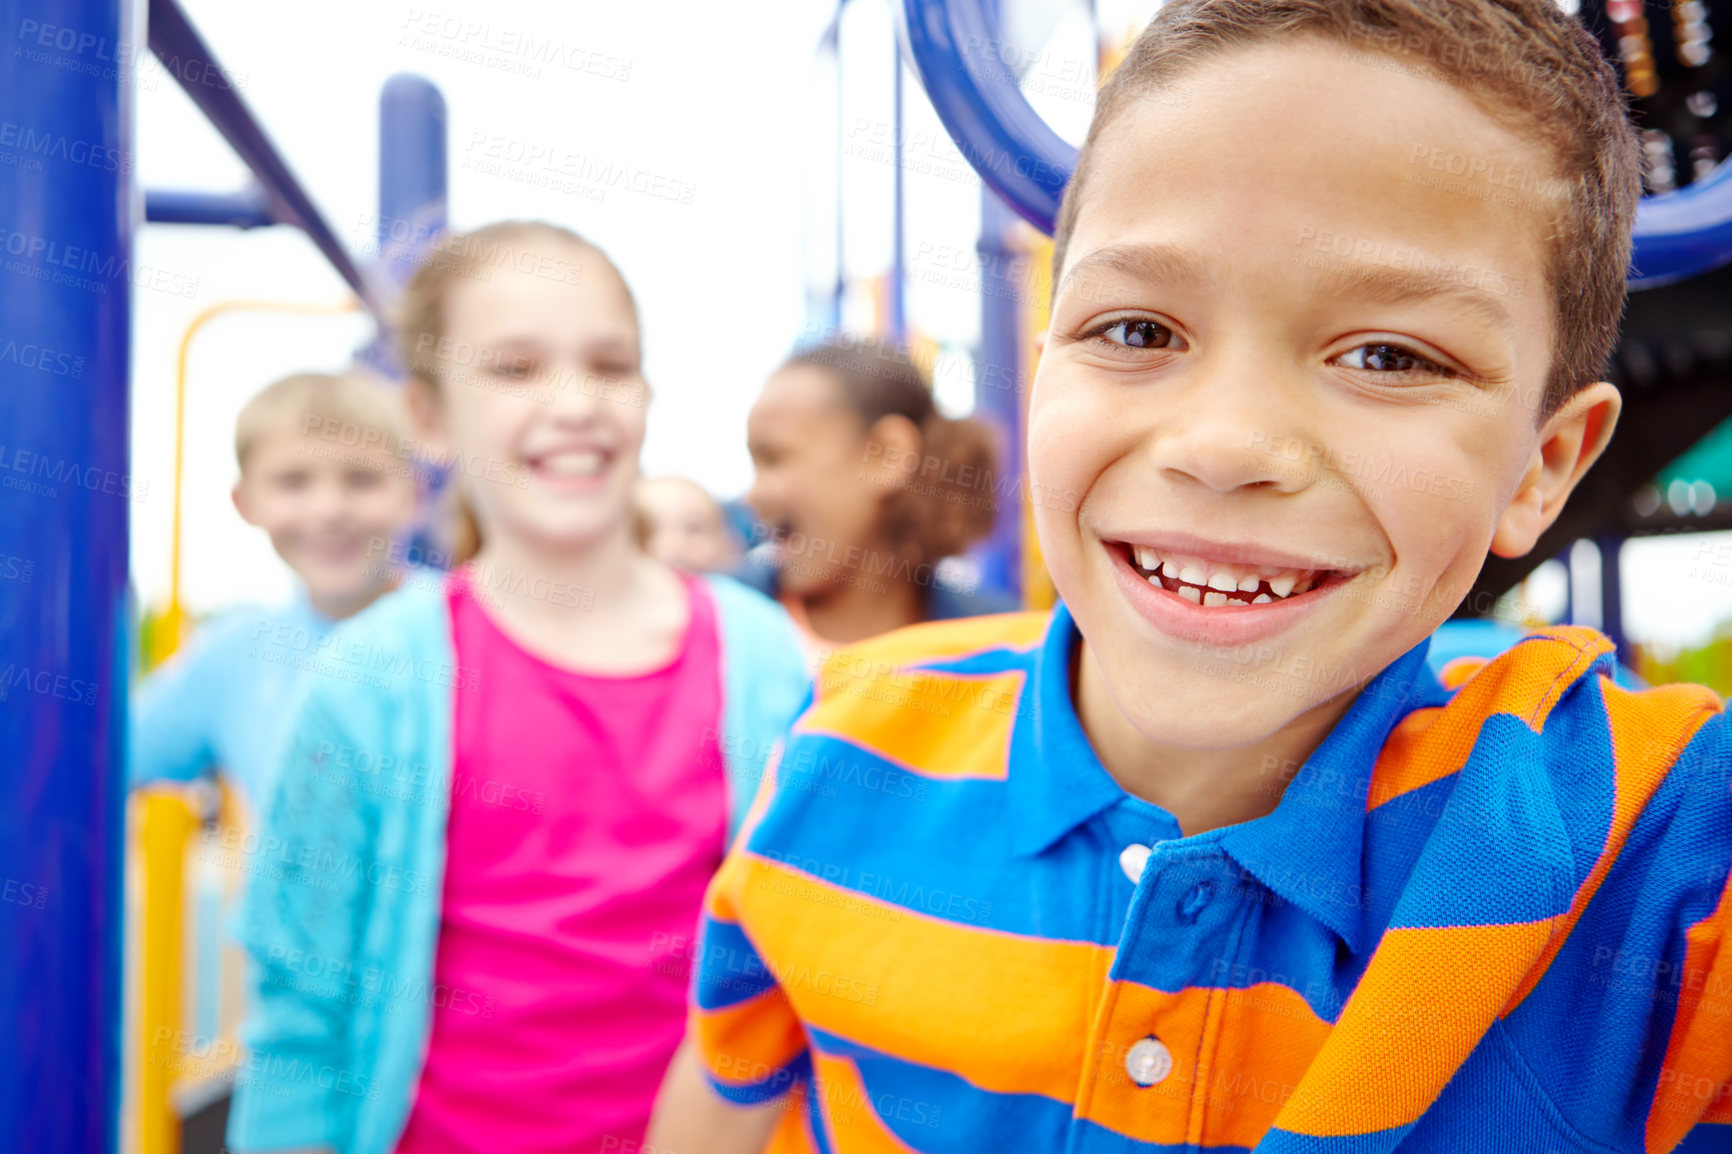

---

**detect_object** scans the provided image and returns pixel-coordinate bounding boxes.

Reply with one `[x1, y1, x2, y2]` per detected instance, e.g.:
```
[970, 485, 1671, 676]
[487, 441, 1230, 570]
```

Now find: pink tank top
[394, 570, 725, 1154]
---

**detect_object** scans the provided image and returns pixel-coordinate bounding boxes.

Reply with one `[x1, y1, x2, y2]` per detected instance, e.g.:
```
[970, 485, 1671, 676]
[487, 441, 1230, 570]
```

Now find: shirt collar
[1215, 637, 1439, 954]
[1007, 603, 1133, 857]
[1010, 602, 1441, 953]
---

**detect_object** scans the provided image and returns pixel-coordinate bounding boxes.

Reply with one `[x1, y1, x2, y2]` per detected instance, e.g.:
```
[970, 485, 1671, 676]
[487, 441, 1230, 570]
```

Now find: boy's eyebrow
[1059, 240, 1517, 333]
[1058, 241, 1218, 300]
[1308, 258, 1517, 334]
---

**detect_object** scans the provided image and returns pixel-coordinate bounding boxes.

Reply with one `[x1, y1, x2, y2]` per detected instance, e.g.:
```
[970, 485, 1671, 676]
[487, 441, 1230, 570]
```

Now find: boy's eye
[1091, 318, 1185, 350]
[345, 469, 383, 490]
[1336, 342, 1454, 377]
[271, 469, 311, 491]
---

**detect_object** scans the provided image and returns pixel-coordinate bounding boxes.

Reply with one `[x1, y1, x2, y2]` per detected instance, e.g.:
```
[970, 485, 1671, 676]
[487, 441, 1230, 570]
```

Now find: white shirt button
[1125, 1036, 1173, 1087]
[1119, 843, 1152, 884]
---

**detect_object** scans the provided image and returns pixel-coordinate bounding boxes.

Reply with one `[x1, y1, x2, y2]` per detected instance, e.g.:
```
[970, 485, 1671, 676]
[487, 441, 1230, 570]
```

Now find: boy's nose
[1144, 360, 1314, 495]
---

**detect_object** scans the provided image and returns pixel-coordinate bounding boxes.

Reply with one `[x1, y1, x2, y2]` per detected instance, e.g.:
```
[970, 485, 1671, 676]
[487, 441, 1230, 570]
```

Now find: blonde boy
[131, 371, 418, 813]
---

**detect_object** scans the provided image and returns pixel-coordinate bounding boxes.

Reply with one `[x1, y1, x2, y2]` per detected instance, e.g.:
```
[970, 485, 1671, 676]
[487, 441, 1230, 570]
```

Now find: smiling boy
[646, 1, 1732, 1151]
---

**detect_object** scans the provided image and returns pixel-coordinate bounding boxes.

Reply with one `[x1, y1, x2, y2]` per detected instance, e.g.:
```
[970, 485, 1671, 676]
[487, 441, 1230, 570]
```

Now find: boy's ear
[1489, 382, 1621, 559]
[403, 376, 450, 458]
[231, 479, 260, 528]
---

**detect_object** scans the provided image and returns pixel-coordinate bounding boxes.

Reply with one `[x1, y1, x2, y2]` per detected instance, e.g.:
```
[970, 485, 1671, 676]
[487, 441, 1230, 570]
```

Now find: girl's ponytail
[784, 337, 1003, 571]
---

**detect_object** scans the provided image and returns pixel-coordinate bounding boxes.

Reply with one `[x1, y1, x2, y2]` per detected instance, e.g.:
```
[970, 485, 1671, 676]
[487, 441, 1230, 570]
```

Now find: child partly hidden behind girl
[224, 221, 810, 1154]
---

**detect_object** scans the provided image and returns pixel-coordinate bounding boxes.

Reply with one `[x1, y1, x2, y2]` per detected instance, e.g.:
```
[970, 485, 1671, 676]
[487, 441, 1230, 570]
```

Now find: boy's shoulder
[792, 611, 1050, 768]
[1404, 624, 1721, 755]
[1389, 624, 1722, 794]
[151, 598, 318, 675]
[1393, 625, 1726, 903]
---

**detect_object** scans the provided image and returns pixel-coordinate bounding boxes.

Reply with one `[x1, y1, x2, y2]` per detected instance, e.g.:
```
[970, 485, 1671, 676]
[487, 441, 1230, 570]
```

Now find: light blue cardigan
[226, 575, 810, 1153]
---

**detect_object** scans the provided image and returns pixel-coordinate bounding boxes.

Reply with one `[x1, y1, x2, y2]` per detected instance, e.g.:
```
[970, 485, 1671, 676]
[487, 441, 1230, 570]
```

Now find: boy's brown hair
[1051, 0, 1643, 420]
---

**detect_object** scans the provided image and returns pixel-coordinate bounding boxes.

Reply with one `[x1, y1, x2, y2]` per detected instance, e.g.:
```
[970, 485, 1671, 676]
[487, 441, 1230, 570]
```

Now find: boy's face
[1032, 38, 1612, 752]
[234, 428, 417, 616]
[637, 477, 736, 573]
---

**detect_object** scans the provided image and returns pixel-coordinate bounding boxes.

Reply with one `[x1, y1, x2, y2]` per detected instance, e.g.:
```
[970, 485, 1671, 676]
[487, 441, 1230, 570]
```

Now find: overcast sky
[127, 0, 1732, 650]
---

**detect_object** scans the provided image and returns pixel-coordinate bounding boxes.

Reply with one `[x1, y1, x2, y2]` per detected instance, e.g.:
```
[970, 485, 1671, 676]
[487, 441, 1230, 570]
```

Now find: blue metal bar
[147, 0, 385, 316]
[834, 4, 847, 329]
[362, 74, 448, 382]
[900, 0, 1732, 288]
[367, 73, 452, 578]
[975, 186, 1024, 599]
[1627, 160, 1732, 288]
[890, 37, 908, 343]
[900, 0, 1074, 235]
[0, 0, 133, 1146]
[144, 184, 274, 229]
[1596, 534, 1627, 664]
[968, 0, 1022, 601]
[376, 73, 449, 289]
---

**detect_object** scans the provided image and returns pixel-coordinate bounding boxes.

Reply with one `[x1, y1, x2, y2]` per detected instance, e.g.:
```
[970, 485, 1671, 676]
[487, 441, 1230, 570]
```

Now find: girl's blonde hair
[397, 220, 639, 564]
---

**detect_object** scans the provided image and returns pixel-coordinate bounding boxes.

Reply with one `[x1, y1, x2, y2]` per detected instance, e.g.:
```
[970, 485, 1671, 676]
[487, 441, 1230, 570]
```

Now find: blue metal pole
[834, 1, 847, 333]
[367, 73, 449, 574]
[975, 184, 1023, 601]
[1596, 534, 1627, 663]
[147, 0, 385, 317]
[376, 73, 448, 291]
[0, 0, 133, 1145]
[1557, 546, 1573, 626]
[900, 0, 1732, 289]
[144, 184, 274, 229]
[970, 0, 1021, 601]
[363, 74, 448, 382]
[890, 38, 907, 343]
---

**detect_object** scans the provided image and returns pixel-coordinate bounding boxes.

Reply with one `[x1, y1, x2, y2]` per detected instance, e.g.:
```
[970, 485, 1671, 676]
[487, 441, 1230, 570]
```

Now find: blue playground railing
[0, 0, 444, 1145]
[899, 0, 1732, 289]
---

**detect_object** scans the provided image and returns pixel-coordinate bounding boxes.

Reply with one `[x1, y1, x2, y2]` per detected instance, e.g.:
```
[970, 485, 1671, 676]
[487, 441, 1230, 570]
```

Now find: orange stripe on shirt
[1646, 868, 1732, 1153]
[695, 989, 812, 1093]
[1506, 676, 1721, 1012]
[1367, 629, 1616, 812]
[798, 669, 1024, 781]
[1272, 920, 1558, 1137]
[1521, 626, 1616, 725]
[735, 853, 1108, 1103]
[1077, 981, 1333, 1148]
[814, 612, 1047, 678]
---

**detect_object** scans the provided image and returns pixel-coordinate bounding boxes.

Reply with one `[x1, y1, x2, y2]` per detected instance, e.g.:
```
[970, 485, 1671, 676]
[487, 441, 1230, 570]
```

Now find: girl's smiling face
[417, 248, 650, 556]
[1032, 38, 1618, 753]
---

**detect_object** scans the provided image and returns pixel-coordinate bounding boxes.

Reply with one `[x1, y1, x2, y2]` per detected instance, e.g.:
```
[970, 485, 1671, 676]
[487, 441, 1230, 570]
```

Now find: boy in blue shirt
[651, 1, 1732, 1151]
[131, 370, 419, 817]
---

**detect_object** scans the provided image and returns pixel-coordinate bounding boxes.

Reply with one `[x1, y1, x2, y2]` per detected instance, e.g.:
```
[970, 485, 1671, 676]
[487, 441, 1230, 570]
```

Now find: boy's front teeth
[1131, 545, 1320, 605]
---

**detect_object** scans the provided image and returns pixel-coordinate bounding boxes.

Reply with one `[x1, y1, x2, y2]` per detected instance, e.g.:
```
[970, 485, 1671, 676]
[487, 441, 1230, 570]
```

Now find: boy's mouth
[1112, 541, 1351, 608]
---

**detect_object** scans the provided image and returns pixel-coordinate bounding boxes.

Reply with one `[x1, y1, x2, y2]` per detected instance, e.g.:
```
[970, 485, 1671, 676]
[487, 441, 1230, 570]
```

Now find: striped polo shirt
[691, 606, 1732, 1153]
